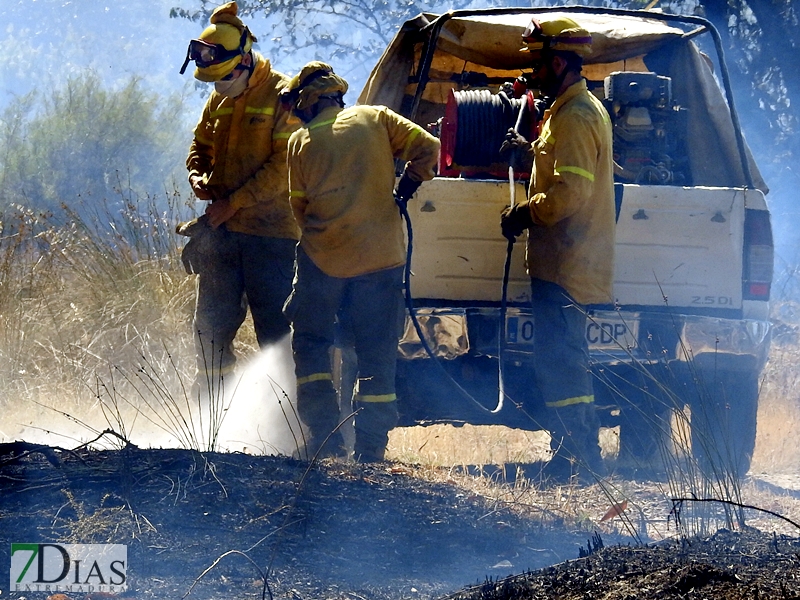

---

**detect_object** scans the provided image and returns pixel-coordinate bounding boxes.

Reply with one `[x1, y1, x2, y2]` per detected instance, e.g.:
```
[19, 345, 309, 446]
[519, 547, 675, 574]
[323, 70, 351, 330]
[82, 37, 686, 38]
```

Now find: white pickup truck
[358, 7, 773, 476]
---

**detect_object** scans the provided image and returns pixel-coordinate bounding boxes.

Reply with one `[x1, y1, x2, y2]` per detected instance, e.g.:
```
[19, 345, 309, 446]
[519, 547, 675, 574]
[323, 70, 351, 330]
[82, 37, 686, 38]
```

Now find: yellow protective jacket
[524, 79, 615, 305]
[187, 54, 300, 239]
[287, 105, 440, 278]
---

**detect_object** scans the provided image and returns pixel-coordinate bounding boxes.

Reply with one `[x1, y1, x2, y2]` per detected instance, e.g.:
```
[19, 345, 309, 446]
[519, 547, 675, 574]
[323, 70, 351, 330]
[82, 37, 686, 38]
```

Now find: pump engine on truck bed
[355, 7, 773, 477]
[605, 71, 689, 185]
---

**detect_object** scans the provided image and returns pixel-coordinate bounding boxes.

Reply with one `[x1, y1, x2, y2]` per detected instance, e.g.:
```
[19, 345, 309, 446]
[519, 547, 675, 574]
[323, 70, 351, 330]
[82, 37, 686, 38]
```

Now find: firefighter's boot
[545, 403, 604, 484]
[296, 379, 347, 461]
[353, 400, 399, 463]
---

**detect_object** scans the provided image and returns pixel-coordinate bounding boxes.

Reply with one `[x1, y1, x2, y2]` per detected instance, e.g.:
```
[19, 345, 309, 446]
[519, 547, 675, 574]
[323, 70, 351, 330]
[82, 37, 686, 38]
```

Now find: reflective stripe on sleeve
[545, 394, 594, 408]
[308, 118, 337, 131]
[290, 190, 306, 198]
[194, 133, 213, 146]
[555, 166, 595, 181]
[245, 106, 275, 116]
[209, 107, 234, 119]
[401, 128, 421, 160]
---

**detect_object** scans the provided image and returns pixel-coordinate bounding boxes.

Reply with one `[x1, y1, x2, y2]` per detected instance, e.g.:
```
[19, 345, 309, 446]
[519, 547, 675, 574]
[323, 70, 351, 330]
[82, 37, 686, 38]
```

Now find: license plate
[505, 313, 638, 350]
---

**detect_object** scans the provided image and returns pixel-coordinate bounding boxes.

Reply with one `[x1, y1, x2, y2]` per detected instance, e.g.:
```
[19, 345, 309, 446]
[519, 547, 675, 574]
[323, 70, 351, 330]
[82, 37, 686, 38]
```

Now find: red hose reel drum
[438, 88, 537, 179]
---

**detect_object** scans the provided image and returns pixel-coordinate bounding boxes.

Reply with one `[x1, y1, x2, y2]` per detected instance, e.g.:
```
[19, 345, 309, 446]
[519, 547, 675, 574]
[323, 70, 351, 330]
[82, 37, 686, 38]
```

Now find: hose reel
[439, 89, 530, 178]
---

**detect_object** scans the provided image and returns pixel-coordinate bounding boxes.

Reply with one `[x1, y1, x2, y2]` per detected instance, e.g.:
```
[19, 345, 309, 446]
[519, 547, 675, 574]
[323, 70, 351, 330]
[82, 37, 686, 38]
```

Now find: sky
[0, 0, 368, 115]
[2, 0, 198, 108]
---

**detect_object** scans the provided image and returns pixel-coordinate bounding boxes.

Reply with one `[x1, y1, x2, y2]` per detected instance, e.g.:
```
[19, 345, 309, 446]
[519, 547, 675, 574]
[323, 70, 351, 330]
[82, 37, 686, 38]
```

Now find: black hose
[497, 92, 529, 415]
[394, 90, 528, 416]
[396, 196, 500, 415]
[451, 90, 526, 168]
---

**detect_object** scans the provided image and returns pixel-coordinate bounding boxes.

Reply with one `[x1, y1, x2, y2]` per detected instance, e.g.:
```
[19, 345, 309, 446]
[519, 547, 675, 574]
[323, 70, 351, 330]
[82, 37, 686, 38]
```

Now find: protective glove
[499, 128, 534, 172]
[176, 215, 212, 274]
[532, 96, 551, 121]
[394, 171, 422, 207]
[189, 174, 214, 201]
[500, 201, 534, 242]
[499, 128, 529, 157]
[175, 213, 210, 237]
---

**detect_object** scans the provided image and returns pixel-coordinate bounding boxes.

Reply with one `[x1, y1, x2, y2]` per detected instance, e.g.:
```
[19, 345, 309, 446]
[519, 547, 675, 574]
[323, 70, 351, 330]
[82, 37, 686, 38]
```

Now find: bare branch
[672, 497, 800, 532]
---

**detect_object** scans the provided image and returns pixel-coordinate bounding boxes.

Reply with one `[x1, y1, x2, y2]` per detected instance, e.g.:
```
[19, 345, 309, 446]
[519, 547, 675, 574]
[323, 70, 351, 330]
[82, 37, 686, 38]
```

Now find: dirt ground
[1, 443, 799, 600]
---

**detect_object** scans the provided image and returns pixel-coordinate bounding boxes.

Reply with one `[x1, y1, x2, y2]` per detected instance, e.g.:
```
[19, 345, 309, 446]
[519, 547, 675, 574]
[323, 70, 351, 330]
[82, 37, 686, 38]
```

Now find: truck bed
[409, 179, 759, 313]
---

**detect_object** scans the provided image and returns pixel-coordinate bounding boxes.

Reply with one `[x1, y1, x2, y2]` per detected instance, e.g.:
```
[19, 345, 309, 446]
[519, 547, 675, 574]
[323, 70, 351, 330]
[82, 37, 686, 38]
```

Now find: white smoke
[213, 334, 304, 456]
[0, 335, 305, 456]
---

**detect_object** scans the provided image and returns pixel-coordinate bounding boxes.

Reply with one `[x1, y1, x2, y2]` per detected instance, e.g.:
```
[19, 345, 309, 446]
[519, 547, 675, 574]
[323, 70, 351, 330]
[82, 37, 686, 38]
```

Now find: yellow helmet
[279, 61, 349, 112]
[521, 16, 592, 57]
[179, 1, 257, 82]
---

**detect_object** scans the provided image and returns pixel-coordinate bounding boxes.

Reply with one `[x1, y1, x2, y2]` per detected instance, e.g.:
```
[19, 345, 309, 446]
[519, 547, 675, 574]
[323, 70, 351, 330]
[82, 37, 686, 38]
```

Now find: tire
[617, 393, 675, 476]
[602, 367, 676, 474]
[689, 370, 759, 479]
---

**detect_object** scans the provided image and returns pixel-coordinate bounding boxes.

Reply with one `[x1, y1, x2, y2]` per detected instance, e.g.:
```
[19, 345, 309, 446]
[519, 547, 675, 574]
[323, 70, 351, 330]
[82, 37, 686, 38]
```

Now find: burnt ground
[1, 444, 799, 600]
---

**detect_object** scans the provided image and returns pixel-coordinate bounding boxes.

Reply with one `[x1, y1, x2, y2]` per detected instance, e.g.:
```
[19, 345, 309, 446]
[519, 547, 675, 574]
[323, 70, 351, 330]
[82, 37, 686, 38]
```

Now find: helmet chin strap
[243, 52, 256, 76]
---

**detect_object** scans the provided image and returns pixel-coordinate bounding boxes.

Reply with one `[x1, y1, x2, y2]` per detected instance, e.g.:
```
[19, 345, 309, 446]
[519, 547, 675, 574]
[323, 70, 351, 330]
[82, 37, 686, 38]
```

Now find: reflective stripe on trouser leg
[344, 265, 405, 459]
[352, 400, 399, 460]
[530, 279, 594, 410]
[530, 279, 601, 467]
[285, 247, 346, 438]
[296, 377, 342, 452]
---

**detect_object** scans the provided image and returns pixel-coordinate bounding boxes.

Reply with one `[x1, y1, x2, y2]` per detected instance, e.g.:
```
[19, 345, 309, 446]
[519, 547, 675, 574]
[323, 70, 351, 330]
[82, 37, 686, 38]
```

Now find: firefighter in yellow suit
[500, 16, 615, 482]
[179, 2, 299, 402]
[281, 62, 440, 462]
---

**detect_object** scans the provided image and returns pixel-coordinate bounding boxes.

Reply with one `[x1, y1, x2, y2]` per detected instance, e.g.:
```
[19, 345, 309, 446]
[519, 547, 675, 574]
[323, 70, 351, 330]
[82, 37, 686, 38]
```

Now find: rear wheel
[599, 367, 676, 475]
[689, 371, 759, 479]
[616, 395, 675, 477]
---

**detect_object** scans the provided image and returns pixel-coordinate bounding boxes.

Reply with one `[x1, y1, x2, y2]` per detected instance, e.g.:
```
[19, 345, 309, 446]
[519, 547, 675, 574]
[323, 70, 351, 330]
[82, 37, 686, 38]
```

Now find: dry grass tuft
[387, 424, 551, 466]
[0, 192, 225, 447]
[751, 311, 800, 473]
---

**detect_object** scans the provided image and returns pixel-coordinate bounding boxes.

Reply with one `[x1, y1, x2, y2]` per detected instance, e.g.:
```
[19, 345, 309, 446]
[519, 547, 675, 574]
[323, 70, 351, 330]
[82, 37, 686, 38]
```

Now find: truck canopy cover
[421, 12, 681, 69]
[359, 9, 766, 192]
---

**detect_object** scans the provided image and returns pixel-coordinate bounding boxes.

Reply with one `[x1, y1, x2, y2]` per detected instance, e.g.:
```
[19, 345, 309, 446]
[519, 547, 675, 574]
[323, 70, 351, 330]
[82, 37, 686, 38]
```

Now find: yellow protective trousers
[191, 225, 295, 400]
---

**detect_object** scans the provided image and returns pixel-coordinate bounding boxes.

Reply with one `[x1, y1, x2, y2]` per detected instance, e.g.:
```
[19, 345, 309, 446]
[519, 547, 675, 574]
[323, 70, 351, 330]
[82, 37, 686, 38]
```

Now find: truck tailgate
[409, 179, 746, 311]
[409, 178, 531, 303]
[614, 185, 744, 310]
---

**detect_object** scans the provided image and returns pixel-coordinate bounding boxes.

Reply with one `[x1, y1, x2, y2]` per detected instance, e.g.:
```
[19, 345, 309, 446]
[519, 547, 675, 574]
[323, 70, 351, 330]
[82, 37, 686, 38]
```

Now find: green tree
[0, 71, 192, 218]
[690, 0, 799, 297]
[0, 96, 36, 208]
[696, 0, 798, 158]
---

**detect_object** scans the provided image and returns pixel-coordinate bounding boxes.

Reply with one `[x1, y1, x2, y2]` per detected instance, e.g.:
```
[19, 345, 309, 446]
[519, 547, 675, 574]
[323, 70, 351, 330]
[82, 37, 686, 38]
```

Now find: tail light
[742, 209, 773, 300]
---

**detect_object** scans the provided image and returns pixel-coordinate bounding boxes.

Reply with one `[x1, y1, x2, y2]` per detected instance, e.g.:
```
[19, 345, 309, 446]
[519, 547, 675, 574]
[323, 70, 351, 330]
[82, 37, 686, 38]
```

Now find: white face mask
[215, 69, 249, 98]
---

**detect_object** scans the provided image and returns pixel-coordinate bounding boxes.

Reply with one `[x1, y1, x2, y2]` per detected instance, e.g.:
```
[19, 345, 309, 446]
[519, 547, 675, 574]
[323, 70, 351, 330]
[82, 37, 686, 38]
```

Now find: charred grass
[2, 194, 800, 599]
